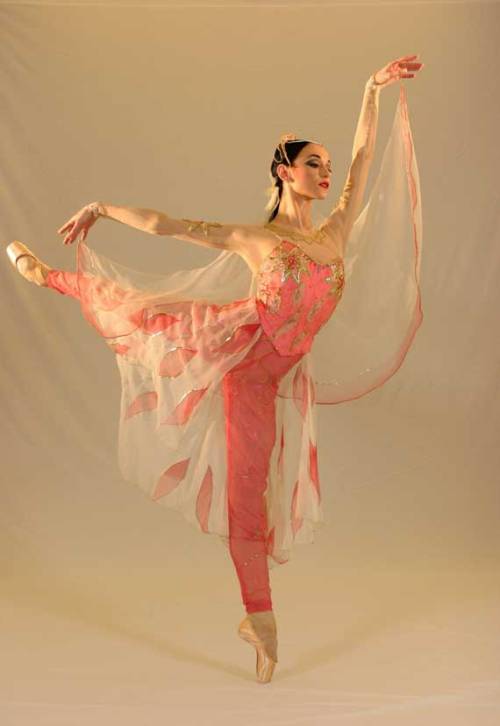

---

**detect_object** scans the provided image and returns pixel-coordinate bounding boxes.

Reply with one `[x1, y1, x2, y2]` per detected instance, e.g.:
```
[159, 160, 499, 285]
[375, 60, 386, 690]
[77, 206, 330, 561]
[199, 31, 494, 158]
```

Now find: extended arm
[66, 202, 248, 252]
[321, 76, 381, 253]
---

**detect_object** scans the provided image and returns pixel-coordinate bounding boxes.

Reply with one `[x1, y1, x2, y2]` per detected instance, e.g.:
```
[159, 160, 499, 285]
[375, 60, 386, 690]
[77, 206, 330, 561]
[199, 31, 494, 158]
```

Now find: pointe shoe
[238, 610, 278, 684]
[6, 241, 51, 287]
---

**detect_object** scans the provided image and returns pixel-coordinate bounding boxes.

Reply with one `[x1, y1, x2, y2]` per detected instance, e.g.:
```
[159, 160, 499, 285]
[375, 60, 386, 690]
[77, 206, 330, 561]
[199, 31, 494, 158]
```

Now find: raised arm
[321, 55, 423, 255]
[321, 75, 381, 254]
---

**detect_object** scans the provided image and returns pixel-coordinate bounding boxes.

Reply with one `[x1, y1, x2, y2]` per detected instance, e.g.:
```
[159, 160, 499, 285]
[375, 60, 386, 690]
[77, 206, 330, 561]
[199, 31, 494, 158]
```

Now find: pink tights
[46, 268, 302, 614]
[222, 335, 301, 613]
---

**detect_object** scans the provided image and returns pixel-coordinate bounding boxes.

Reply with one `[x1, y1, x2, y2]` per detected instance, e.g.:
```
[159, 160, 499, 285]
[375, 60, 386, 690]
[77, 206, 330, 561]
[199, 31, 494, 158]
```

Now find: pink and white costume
[45, 86, 423, 613]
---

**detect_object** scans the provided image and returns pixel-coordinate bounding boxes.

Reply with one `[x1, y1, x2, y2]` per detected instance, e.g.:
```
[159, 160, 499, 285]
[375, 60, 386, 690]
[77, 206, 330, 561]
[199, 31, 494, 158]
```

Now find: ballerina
[6, 55, 423, 684]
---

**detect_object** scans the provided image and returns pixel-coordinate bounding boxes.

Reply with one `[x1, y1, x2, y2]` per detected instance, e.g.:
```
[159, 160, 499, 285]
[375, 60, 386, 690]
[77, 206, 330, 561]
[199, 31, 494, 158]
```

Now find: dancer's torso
[236, 223, 342, 275]
[251, 233, 345, 356]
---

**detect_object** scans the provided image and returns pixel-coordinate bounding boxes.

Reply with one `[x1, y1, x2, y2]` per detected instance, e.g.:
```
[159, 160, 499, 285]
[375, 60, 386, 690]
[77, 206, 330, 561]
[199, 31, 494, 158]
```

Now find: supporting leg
[222, 335, 301, 614]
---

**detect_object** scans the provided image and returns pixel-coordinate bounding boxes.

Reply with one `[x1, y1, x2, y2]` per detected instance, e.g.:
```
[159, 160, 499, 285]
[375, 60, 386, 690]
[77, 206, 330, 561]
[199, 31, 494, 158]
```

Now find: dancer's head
[265, 133, 332, 222]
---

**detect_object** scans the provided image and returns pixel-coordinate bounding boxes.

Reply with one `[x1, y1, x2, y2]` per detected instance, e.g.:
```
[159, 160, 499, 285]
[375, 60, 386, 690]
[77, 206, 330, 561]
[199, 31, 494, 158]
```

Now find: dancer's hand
[57, 204, 99, 246]
[371, 54, 424, 89]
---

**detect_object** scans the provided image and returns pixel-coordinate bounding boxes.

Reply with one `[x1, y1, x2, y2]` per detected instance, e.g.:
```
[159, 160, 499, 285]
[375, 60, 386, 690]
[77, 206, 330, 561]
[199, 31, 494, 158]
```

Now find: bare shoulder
[232, 223, 286, 274]
[315, 211, 346, 254]
[316, 218, 345, 259]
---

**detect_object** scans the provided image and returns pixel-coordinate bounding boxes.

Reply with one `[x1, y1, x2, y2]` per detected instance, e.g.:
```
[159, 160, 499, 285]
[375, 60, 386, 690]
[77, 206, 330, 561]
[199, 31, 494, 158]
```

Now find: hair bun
[276, 133, 300, 166]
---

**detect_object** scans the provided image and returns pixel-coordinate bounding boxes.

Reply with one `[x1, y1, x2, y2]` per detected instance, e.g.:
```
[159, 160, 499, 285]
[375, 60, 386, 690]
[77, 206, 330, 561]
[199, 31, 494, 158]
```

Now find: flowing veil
[76, 83, 422, 406]
[70, 83, 422, 567]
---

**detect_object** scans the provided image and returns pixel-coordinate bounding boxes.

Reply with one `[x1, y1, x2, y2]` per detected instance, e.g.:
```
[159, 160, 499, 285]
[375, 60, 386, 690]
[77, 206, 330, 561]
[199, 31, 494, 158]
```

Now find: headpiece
[274, 132, 323, 167]
[265, 132, 323, 205]
[276, 132, 300, 165]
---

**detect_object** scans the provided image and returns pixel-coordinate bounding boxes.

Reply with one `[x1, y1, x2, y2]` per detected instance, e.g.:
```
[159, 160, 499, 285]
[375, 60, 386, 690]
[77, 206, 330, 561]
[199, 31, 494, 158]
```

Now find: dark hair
[266, 139, 312, 223]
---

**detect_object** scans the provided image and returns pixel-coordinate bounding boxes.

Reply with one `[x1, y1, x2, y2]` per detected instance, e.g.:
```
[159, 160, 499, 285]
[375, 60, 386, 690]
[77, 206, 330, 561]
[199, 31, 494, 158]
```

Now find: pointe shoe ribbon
[238, 611, 278, 684]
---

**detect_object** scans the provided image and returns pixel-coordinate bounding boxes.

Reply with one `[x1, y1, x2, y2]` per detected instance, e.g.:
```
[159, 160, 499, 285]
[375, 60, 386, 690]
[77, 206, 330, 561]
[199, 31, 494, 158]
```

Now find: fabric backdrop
[0, 1, 499, 723]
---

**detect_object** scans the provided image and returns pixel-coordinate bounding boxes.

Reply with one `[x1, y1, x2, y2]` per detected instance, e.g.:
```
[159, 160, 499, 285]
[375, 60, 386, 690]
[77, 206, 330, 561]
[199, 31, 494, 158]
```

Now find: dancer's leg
[222, 335, 302, 614]
[49, 263, 297, 615]
[7, 242, 120, 305]
[45, 269, 82, 298]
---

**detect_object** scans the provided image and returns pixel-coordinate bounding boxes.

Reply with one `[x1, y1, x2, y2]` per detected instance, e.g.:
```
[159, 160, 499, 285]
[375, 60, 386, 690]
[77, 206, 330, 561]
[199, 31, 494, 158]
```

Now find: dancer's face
[278, 143, 332, 199]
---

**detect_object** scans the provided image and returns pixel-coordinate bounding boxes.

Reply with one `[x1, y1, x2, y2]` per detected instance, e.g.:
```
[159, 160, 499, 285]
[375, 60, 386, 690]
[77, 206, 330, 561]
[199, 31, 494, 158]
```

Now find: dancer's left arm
[322, 55, 423, 255]
[321, 76, 380, 255]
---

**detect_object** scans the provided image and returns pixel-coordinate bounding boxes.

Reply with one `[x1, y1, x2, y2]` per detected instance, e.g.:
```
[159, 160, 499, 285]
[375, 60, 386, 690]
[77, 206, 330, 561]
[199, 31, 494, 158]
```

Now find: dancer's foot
[237, 609, 278, 683]
[6, 241, 51, 287]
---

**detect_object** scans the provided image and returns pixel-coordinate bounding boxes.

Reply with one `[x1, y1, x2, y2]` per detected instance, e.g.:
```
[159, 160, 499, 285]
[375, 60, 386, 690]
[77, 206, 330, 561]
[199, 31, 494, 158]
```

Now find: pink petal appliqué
[309, 439, 320, 503]
[108, 342, 131, 355]
[124, 391, 158, 420]
[277, 426, 285, 477]
[142, 312, 180, 335]
[196, 466, 214, 533]
[213, 323, 260, 355]
[266, 526, 276, 555]
[292, 367, 309, 420]
[290, 480, 303, 535]
[158, 347, 198, 378]
[153, 458, 190, 501]
[161, 388, 208, 425]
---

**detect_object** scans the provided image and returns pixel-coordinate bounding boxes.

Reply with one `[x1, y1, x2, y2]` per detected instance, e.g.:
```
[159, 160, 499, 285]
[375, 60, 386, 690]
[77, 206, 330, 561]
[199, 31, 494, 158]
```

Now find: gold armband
[181, 218, 224, 236]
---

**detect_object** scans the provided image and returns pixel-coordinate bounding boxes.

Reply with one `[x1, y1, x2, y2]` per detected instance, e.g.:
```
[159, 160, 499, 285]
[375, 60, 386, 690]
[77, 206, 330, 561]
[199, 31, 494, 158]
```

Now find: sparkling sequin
[306, 299, 324, 321]
[272, 313, 300, 339]
[255, 240, 346, 356]
[293, 330, 308, 347]
[325, 260, 345, 299]
[257, 281, 282, 314]
[280, 250, 311, 284]
[264, 221, 330, 246]
[256, 242, 344, 312]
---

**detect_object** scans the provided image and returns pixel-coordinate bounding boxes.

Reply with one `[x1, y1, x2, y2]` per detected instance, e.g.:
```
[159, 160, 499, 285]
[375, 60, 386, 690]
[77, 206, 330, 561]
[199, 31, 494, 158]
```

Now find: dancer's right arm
[103, 204, 251, 252]
[152, 213, 252, 253]
[57, 202, 249, 252]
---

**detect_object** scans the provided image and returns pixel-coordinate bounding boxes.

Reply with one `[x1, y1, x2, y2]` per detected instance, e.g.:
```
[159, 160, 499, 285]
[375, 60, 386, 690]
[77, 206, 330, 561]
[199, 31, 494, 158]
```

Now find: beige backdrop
[1, 0, 499, 723]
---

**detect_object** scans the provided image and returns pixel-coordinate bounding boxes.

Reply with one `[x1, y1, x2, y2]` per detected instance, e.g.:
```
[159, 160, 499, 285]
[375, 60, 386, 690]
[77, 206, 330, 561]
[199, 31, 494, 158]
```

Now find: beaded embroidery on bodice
[255, 239, 345, 356]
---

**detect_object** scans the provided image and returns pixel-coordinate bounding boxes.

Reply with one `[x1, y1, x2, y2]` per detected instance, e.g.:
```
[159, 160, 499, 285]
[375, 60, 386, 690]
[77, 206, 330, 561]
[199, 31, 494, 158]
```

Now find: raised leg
[6, 240, 88, 298]
[45, 268, 82, 298]
[6, 242, 51, 287]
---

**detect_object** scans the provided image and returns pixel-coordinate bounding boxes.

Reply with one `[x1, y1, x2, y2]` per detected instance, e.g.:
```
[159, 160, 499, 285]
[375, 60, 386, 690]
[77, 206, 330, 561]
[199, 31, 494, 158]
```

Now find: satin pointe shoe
[6, 241, 51, 287]
[237, 610, 278, 684]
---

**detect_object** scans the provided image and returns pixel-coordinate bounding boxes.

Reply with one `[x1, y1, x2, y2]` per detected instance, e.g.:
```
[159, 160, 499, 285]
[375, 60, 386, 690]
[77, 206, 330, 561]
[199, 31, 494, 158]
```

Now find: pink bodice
[255, 239, 345, 356]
